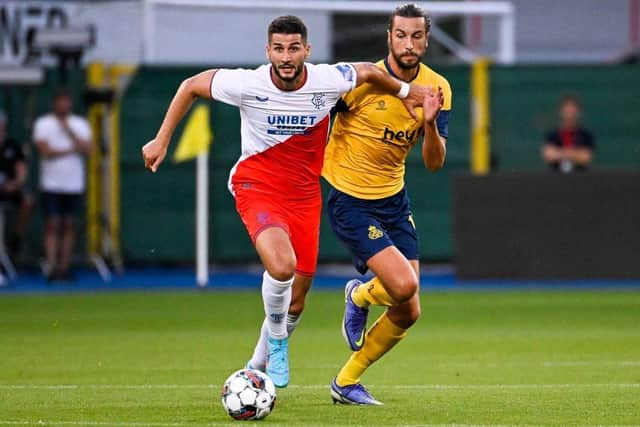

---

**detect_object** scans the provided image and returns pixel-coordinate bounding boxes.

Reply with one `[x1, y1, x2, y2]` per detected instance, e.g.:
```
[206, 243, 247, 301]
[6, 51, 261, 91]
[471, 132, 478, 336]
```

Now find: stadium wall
[3, 64, 639, 265]
[114, 63, 639, 265]
[454, 172, 640, 279]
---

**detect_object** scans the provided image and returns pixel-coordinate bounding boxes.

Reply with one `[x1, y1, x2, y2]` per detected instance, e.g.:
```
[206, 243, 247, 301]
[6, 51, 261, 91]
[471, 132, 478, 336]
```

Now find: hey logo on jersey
[383, 127, 418, 144]
[368, 225, 384, 240]
[266, 114, 317, 135]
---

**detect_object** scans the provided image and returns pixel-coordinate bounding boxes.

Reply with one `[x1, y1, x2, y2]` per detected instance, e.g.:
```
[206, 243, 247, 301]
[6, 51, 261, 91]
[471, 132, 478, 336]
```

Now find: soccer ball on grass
[221, 368, 276, 420]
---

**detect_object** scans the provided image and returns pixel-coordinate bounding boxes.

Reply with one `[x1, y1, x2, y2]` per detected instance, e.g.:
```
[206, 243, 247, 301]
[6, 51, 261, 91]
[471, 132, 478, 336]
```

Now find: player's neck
[385, 55, 419, 82]
[270, 66, 307, 91]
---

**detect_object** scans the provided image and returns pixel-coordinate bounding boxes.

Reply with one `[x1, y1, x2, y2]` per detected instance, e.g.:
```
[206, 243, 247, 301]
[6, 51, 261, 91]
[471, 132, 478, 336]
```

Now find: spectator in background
[33, 89, 91, 282]
[0, 111, 34, 260]
[541, 95, 595, 173]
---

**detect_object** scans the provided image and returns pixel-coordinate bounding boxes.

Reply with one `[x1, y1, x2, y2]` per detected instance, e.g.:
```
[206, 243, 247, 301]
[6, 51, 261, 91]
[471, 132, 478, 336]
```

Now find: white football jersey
[210, 62, 357, 200]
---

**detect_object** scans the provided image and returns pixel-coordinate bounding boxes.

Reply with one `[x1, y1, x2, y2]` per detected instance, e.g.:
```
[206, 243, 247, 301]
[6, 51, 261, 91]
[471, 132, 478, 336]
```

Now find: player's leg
[335, 260, 420, 387]
[331, 189, 420, 404]
[248, 197, 320, 376]
[253, 226, 295, 387]
[351, 246, 418, 309]
[248, 273, 309, 372]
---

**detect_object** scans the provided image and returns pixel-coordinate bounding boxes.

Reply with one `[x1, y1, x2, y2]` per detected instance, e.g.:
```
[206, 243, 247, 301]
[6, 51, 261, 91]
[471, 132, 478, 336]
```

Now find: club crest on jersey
[311, 93, 326, 110]
[376, 100, 386, 110]
[368, 225, 384, 240]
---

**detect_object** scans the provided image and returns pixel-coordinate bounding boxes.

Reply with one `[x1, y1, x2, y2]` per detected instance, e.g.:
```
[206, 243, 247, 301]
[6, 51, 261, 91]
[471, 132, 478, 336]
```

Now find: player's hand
[402, 83, 429, 120]
[142, 139, 168, 173]
[423, 86, 444, 124]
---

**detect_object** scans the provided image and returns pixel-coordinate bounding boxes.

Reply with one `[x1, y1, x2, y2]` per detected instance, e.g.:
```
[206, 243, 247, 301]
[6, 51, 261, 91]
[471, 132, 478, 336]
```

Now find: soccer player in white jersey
[142, 15, 428, 388]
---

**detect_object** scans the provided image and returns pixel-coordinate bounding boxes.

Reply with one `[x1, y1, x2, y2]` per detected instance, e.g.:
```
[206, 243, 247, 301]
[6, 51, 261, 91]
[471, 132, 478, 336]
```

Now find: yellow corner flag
[173, 104, 213, 162]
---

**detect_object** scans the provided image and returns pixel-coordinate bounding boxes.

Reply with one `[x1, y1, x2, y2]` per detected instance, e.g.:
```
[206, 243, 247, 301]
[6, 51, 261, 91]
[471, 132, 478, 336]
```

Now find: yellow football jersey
[322, 59, 452, 200]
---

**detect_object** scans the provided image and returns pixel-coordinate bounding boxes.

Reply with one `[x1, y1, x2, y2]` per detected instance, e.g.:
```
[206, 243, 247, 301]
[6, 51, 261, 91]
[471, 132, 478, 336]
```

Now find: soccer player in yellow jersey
[323, 4, 451, 405]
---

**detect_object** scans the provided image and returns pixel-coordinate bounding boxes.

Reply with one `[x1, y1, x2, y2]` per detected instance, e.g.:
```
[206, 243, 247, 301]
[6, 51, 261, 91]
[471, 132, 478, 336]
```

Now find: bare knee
[387, 273, 419, 304]
[388, 299, 421, 329]
[267, 256, 296, 281]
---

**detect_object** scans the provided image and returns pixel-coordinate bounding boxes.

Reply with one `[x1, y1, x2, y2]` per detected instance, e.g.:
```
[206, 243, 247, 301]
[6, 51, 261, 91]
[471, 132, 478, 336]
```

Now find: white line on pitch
[1, 383, 639, 390]
[1, 422, 638, 427]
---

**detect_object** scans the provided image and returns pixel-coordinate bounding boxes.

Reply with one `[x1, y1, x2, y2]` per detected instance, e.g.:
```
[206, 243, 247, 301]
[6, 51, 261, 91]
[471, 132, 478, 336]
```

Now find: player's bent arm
[154, 69, 216, 147]
[351, 62, 427, 118]
[142, 69, 216, 172]
[422, 122, 446, 172]
[421, 86, 446, 172]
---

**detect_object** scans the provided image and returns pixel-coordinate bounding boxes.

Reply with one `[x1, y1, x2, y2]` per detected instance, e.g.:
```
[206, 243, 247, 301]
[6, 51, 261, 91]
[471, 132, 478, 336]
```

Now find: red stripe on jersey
[231, 115, 330, 200]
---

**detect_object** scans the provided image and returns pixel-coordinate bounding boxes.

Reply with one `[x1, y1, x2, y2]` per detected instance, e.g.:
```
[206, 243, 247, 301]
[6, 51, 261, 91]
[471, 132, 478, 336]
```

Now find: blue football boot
[342, 279, 369, 351]
[330, 378, 383, 405]
[266, 336, 289, 388]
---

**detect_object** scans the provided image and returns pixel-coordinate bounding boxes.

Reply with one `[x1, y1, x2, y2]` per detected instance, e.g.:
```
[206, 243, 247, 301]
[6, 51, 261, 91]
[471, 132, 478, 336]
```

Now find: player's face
[388, 16, 428, 70]
[267, 34, 310, 83]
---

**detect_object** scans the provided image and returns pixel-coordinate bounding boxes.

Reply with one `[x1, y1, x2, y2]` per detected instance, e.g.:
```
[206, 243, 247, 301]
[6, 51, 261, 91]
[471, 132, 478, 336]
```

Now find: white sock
[250, 313, 302, 371]
[261, 271, 293, 340]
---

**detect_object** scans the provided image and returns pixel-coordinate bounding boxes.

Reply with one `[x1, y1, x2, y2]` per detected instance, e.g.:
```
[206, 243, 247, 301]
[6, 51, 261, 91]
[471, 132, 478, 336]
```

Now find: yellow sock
[336, 313, 408, 386]
[351, 277, 397, 308]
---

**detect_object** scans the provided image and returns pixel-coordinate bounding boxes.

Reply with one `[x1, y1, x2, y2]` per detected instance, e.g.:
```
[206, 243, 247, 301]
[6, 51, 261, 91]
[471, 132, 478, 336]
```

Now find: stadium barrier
[454, 172, 640, 279]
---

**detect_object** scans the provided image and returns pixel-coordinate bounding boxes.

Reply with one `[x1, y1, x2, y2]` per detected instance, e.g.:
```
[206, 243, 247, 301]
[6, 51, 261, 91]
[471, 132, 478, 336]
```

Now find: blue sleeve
[436, 110, 451, 139]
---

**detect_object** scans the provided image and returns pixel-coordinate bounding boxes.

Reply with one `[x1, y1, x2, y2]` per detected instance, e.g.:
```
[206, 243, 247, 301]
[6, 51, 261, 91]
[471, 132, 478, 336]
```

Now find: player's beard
[273, 63, 305, 83]
[391, 50, 423, 71]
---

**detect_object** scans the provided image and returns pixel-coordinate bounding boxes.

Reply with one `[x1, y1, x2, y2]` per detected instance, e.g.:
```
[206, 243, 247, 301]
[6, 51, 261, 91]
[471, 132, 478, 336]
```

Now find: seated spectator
[541, 95, 595, 173]
[0, 110, 34, 260]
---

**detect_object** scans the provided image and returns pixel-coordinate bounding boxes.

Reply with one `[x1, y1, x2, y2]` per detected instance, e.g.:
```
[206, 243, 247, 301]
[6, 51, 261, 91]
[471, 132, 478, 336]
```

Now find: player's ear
[265, 43, 270, 60]
[425, 32, 430, 49]
[304, 43, 311, 59]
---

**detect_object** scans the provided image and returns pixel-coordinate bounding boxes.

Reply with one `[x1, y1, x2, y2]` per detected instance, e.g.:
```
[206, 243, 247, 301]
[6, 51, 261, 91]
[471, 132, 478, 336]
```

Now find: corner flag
[173, 104, 213, 162]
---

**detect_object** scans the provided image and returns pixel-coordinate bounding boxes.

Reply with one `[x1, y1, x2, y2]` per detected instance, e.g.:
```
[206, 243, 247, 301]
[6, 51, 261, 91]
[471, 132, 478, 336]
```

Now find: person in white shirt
[33, 89, 91, 282]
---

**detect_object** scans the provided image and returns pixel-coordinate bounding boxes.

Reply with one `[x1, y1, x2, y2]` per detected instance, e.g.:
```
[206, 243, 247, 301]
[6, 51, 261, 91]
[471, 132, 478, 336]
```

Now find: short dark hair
[559, 94, 581, 109]
[268, 15, 307, 43]
[53, 87, 72, 101]
[388, 3, 431, 33]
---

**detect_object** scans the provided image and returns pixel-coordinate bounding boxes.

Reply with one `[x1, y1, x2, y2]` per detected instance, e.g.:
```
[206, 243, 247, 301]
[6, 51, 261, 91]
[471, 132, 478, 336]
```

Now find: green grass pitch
[1, 289, 639, 426]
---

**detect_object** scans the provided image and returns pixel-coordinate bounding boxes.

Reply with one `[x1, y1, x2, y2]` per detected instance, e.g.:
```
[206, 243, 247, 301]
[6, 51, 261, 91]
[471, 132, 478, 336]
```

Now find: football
[220, 368, 276, 420]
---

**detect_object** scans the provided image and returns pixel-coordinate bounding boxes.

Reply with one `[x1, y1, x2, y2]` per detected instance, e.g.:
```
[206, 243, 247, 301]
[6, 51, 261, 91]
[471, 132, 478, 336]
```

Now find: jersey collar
[383, 57, 420, 83]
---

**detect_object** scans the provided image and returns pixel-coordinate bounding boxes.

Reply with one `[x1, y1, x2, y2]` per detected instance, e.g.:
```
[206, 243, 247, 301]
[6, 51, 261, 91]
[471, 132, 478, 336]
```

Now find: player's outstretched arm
[422, 86, 446, 172]
[142, 69, 217, 173]
[351, 62, 427, 119]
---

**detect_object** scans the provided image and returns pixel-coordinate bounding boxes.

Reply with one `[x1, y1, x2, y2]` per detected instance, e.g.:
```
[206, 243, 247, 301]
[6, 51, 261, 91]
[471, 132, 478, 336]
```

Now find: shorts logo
[408, 214, 416, 230]
[368, 225, 383, 240]
[257, 212, 269, 224]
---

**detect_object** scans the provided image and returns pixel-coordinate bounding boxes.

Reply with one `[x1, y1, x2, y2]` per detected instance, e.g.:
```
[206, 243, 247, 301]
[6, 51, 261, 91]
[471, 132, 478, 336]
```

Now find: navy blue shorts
[41, 192, 81, 218]
[327, 187, 419, 275]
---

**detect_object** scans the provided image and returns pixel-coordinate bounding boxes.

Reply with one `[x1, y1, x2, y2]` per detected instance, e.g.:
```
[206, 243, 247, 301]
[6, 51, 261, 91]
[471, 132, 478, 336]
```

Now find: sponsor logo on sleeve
[334, 64, 354, 82]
